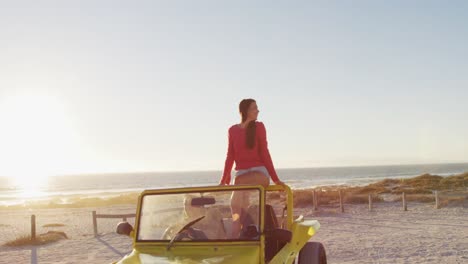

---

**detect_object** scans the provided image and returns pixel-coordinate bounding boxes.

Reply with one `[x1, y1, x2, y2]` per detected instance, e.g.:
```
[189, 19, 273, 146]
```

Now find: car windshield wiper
[166, 216, 205, 250]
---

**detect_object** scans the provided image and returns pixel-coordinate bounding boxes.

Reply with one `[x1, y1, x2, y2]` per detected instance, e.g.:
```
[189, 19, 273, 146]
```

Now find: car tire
[298, 242, 327, 264]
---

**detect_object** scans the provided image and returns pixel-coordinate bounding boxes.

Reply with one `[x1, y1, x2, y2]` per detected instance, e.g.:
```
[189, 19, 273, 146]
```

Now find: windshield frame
[134, 185, 265, 243]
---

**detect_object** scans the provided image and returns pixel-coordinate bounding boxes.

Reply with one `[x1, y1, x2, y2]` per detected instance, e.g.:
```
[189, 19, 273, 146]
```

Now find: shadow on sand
[31, 247, 37, 264]
[96, 236, 128, 257]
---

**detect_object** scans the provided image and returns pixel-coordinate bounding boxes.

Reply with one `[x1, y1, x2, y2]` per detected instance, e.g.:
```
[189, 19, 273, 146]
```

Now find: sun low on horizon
[0, 93, 83, 194]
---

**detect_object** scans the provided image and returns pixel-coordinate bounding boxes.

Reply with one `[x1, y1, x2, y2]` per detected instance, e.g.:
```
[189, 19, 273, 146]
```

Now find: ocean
[1, 163, 468, 206]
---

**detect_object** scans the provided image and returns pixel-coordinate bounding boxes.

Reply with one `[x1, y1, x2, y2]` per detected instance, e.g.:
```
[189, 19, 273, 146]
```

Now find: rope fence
[309, 188, 448, 213]
[15, 190, 456, 241]
[92, 211, 136, 237]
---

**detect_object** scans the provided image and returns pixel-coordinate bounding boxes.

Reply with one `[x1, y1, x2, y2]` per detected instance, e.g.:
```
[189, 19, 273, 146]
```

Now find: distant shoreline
[2, 162, 468, 179]
[1, 171, 466, 210]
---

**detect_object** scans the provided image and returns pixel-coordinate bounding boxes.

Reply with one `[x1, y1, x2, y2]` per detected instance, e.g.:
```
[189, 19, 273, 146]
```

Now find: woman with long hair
[220, 98, 285, 238]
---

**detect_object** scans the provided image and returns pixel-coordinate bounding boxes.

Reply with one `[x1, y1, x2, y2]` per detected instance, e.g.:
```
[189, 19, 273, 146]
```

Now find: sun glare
[12, 172, 49, 199]
[0, 93, 80, 195]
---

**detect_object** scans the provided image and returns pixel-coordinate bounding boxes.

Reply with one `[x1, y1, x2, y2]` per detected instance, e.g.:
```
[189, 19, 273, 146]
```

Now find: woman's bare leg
[231, 172, 269, 238]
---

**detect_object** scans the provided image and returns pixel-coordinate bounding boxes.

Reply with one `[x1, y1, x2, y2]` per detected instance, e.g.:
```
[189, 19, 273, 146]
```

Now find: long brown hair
[239, 99, 257, 149]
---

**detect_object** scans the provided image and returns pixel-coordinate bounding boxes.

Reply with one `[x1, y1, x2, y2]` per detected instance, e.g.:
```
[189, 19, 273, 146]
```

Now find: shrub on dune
[4, 231, 68, 247]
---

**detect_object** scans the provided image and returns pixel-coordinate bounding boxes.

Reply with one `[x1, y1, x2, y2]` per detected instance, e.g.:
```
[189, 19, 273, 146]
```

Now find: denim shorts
[235, 166, 270, 178]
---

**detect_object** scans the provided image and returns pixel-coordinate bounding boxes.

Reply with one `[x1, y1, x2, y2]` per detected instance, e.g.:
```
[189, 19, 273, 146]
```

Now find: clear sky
[0, 1, 467, 178]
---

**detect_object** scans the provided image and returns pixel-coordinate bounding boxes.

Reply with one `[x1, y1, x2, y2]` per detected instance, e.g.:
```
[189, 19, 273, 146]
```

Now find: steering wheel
[162, 222, 208, 241]
[175, 227, 208, 241]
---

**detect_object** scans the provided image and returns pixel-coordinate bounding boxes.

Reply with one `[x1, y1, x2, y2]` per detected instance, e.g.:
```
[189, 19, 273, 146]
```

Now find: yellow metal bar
[141, 185, 264, 195]
[136, 241, 261, 247]
[259, 185, 265, 264]
[265, 184, 293, 229]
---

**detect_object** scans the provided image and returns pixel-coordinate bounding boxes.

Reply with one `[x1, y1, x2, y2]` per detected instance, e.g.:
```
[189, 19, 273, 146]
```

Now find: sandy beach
[303, 203, 468, 263]
[1, 201, 467, 264]
[0, 205, 136, 264]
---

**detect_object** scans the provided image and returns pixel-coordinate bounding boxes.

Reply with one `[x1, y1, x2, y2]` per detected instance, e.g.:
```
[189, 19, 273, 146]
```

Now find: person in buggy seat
[162, 195, 226, 240]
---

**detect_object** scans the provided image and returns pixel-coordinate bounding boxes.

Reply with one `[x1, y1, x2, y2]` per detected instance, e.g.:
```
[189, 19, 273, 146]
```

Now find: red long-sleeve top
[221, 121, 280, 184]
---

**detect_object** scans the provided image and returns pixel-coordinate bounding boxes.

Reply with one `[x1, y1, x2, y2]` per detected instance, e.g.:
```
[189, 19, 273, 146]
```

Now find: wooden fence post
[368, 194, 373, 212]
[339, 189, 344, 213]
[313, 190, 318, 211]
[315, 191, 320, 211]
[402, 192, 407, 211]
[92, 211, 98, 237]
[92, 212, 136, 236]
[435, 190, 440, 209]
[31, 215, 36, 240]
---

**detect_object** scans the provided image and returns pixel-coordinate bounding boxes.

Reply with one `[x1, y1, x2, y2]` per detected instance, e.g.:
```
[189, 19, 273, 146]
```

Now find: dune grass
[292, 172, 467, 207]
[1, 192, 140, 210]
[4, 231, 68, 247]
[342, 172, 468, 196]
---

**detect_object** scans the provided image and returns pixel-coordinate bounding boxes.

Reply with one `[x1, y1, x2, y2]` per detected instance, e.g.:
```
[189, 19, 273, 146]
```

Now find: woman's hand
[274, 181, 287, 189]
[219, 179, 229, 185]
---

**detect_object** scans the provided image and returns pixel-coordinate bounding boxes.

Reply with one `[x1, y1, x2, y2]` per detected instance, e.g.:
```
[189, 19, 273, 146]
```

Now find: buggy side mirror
[116, 221, 134, 237]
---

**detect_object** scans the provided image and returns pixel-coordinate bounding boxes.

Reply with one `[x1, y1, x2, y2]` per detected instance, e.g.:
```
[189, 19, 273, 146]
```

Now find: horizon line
[2, 161, 466, 178]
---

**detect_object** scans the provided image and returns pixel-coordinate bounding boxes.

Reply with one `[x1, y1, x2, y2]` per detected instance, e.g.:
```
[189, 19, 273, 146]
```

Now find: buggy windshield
[137, 187, 262, 242]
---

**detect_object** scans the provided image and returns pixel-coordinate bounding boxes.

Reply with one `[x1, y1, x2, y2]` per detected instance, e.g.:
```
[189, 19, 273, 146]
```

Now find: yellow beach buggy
[114, 184, 326, 264]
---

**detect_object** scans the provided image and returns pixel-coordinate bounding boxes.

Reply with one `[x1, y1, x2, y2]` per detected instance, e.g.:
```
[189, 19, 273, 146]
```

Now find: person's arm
[220, 128, 234, 185]
[257, 122, 282, 184]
